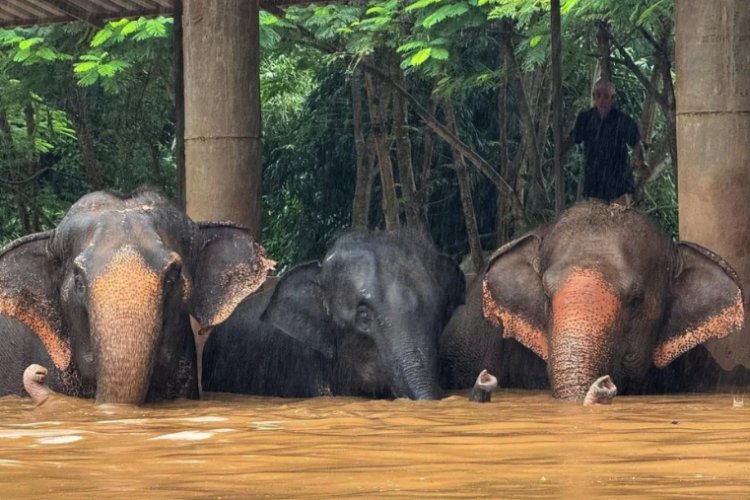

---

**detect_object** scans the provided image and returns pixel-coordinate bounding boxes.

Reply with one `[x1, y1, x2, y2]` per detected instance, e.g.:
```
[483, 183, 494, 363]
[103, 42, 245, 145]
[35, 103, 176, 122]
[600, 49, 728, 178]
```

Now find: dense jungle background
[0, 0, 677, 271]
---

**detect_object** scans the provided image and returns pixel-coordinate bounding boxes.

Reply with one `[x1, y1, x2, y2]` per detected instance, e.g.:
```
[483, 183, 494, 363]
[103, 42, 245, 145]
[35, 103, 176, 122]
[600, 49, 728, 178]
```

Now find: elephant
[202, 231, 465, 400]
[441, 200, 745, 402]
[0, 188, 274, 405]
[440, 276, 550, 392]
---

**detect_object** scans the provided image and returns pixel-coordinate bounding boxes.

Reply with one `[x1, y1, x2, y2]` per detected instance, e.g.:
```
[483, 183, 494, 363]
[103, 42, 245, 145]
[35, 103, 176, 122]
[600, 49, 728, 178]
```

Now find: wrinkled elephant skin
[203, 231, 465, 400]
[0, 188, 272, 405]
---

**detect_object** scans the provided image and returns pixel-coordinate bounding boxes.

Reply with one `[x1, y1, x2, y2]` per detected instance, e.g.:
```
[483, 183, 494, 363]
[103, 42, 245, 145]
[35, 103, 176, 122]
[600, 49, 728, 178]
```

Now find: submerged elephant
[442, 200, 745, 401]
[203, 231, 465, 400]
[0, 188, 273, 405]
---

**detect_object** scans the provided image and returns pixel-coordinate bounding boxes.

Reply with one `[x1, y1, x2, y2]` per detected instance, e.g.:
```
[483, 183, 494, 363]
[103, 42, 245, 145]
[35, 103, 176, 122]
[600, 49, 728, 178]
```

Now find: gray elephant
[202, 231, 465, 400]
[0, 188, 273, 405]
[441, 200, 745, 401]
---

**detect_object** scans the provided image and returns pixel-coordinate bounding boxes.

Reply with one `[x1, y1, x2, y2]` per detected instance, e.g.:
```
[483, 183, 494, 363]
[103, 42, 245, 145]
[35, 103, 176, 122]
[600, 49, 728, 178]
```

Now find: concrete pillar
[676, 0, 750, 368]
[182, 0, 262, 239]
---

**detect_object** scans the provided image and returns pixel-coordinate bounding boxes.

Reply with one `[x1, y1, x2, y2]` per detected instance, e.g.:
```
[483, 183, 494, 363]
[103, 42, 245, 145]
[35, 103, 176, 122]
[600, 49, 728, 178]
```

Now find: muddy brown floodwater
[1, 390, 749, 498]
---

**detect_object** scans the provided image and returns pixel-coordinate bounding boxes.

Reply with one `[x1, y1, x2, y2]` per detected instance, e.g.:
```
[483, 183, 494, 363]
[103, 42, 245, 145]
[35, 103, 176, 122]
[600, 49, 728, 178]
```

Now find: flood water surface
[1, 390, 749, 498]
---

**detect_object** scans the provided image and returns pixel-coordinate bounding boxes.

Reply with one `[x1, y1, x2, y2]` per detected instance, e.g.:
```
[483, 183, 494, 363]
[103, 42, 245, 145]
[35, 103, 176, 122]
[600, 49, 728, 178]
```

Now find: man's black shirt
[572, 107, 640, 201]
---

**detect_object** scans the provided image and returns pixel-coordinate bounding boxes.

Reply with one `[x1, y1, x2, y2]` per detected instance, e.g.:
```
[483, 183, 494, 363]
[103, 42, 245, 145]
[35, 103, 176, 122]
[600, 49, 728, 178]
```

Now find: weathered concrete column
[182, 0, 262, 239]
[676, 0, 750, 368]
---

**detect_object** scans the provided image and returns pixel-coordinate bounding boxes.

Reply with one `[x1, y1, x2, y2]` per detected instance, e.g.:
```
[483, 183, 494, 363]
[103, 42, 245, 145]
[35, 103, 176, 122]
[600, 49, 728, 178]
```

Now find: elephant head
[482, 201, 744, 401]
[0, 188, 273, 405]
[260, 231, 465, 400]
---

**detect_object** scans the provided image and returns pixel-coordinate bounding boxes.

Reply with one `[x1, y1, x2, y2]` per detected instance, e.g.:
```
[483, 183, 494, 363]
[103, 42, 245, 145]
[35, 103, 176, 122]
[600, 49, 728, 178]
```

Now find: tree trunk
[350, 69, 371, 229]
[639, 67, 660, 146]
[444, 101, 484, 273]
[390, 54, 421, 231]
[0, 107, 11, 143]
[418, 100, 437, 225]
[70, 87, 104, 190]
[364, 68, 399, 229]
[150, 143, 163, 187]
[496, 48, 512, 245]
[551, 0, 564, 214]
[596, 21, 613, 81]
[660, 53, 678, 180]
[23, 101, 40, 232]
[533, 67, 552, 188]
[500, 20, 541, 184]
[636, 66, 661, 189]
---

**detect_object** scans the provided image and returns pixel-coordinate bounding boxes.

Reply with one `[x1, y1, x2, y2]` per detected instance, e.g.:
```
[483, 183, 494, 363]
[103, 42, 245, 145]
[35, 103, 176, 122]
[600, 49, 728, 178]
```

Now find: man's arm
[559, 134, 576, 159]
[543, 133, 576, 171]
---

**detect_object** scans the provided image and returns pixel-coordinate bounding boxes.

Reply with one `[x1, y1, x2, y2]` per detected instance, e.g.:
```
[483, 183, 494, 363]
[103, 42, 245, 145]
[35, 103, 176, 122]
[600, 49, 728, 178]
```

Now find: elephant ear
[653, 242, 745, 368]
[190, 222, 275, 330]
[260, 262, 335, 359]
[483, 232, 549, 360]
[0, 232, 71, 370]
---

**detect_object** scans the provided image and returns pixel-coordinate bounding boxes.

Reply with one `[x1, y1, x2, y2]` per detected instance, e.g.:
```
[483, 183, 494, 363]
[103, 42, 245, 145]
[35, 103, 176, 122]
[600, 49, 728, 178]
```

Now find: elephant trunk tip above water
[444, 200, 746, 402]
[23, 364, 53, 405]
[0, 187, 272, 405]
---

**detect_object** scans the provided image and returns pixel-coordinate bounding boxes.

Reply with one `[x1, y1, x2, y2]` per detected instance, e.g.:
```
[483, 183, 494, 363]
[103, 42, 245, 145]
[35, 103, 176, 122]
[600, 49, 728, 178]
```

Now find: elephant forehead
[59, 207, 192, 261]
[384, 281, 420, 309]
[552, 267, 620, 332]
[89, 246, 162, 320]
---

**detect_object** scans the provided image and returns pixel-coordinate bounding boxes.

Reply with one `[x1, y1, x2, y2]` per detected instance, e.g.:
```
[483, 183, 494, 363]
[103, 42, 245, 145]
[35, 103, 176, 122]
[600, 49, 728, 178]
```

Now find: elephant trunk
[549, 268, 620, 401]
[89, 248, 164, 404]
[389, 343, 443, 400]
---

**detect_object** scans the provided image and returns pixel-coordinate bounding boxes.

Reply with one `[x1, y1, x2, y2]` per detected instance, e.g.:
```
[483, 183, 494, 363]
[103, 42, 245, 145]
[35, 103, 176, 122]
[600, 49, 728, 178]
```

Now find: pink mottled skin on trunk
[89, 247, 162, 404]
[550, 268, 620, 401]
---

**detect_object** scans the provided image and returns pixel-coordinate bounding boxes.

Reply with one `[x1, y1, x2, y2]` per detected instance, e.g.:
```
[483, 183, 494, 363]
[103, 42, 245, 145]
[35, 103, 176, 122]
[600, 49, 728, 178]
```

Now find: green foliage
[0, 30, 73, 64]
[262, 64, 355, 268]
[74, 51, 131, 87]
[0, 19, 176, 244]
[0, 0, 681, 261]
[640, 167, 678, 239]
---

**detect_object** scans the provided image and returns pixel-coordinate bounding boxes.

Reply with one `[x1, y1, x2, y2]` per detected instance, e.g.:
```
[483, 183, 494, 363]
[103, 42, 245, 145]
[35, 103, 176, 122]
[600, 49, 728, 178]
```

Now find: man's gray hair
[593, 78, 616, 95]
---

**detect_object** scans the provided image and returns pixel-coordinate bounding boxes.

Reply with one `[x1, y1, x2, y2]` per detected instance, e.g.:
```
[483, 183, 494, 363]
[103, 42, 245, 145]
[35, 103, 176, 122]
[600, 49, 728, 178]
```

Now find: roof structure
[0, 0, 316, 29]
[0, 0, 172, 28]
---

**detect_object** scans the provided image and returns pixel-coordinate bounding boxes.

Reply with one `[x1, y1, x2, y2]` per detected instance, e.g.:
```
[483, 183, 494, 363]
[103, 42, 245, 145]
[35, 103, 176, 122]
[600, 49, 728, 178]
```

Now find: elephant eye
[164, 260, 183, 289]
[355, 304, 374, 330]
[628, 293, 644, 308]
[73, 269, 86, 296]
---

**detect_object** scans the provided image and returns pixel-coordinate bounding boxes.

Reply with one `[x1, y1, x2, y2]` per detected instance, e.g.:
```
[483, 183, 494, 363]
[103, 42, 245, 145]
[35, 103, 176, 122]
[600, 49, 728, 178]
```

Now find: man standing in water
[555, 78, 646, 206]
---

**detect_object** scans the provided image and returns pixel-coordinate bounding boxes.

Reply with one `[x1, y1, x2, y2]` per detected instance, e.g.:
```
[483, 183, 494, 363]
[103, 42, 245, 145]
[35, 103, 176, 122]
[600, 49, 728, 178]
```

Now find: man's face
[593, 86, 615, 117]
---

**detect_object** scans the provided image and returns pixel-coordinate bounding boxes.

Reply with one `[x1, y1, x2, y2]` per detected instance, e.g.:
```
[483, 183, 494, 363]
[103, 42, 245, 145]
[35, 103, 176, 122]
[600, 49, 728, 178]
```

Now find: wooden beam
[40, 0, 101, 24]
